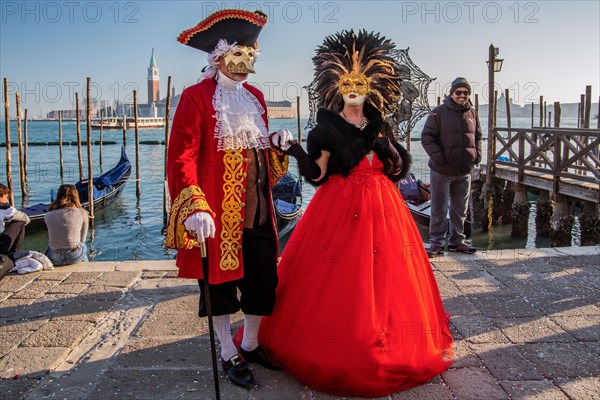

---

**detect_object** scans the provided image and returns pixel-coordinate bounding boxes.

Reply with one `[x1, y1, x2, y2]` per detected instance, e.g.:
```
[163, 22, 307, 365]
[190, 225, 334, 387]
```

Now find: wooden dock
[482, 127, 600, 204]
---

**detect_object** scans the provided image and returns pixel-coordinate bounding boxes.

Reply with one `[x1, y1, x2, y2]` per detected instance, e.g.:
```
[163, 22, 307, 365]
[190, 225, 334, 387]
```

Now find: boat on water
[271, 173, 303, 237]
[20, 147, 132, 233]
[398, 173, 472, 238]
[91, 117, 165, 130]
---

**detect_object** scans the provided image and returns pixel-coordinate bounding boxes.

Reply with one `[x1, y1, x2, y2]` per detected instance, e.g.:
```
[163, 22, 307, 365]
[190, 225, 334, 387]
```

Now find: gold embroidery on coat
[220, 149, 244, 271]
[267, 149, 289, 187]
[166, 186, 213, 250]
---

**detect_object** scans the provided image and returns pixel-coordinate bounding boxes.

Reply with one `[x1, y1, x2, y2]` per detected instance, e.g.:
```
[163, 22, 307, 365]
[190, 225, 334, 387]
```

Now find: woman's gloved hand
[372, 137, 403, 176]
[285, 141, 322, 180]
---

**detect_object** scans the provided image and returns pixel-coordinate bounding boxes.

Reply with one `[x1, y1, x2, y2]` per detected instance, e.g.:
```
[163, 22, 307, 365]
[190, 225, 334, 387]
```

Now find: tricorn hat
[177, 9, 268, 53]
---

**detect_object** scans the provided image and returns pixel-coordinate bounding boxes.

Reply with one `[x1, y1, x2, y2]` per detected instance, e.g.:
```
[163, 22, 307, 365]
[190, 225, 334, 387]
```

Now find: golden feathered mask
[308, 30, 401, 121]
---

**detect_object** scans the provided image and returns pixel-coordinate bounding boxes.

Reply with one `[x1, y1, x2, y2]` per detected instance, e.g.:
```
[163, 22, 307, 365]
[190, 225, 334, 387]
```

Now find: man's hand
[270, 129, 294, 151]
[184, 211, 215, 243]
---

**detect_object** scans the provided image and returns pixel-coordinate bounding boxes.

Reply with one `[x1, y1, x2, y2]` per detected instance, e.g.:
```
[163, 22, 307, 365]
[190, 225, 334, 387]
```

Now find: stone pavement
[0, 246, 599, 400]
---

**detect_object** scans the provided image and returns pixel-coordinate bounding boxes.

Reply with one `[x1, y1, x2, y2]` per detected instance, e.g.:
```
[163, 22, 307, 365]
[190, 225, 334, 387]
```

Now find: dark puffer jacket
[421, 96, 482, 175]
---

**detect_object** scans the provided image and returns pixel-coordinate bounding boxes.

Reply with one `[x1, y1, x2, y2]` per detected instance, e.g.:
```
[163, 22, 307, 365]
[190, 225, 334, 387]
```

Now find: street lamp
[486, 44, 503, 186]
[493, 57, 504, 73]
[483, 44, 503, 230]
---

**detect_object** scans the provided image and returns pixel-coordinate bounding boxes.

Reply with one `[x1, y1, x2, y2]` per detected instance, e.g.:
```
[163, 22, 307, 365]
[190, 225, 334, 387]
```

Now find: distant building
[47, 109, 87, 120]
[45, 50, 296, 120]
[266, 100, 295, 119]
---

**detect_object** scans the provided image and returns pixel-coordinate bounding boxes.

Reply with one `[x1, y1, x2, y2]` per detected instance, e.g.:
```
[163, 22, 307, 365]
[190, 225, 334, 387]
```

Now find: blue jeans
[46, 243, 88, 266]
[428, 170, 471, 247]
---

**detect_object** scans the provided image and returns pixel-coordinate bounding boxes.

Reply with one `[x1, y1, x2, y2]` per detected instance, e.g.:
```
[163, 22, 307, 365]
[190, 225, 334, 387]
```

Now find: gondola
[20, 147, 132, 233]
[398, 173, 472, 238]
[271, 172, 303, 237]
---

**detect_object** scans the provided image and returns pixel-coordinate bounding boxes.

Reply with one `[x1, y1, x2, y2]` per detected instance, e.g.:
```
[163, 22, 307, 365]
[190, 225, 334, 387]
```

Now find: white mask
[343, 93, 367, 106]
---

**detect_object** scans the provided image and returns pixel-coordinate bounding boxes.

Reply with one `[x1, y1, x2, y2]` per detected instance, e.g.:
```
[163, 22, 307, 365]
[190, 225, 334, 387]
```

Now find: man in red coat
[166, 9, 292, 389]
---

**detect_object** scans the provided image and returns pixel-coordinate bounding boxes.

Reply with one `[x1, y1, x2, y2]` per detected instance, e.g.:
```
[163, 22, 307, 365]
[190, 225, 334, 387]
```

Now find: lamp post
[485, 44, 503, 187]
[484, 44, 503, 231]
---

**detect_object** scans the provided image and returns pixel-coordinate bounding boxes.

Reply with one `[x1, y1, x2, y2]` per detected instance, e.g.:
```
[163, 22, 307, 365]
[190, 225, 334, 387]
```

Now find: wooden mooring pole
[550, 194, 573, 247]
[86, 77, 94, 222]
[76, 92, 83, 180]
[583, 85, 592, 128]
[3, 78, 13, 205]
[530, 102, 534, 128]
[59, 111, 64, 181]
[535, 190, 552, 237]
[493, 90, 498, 148]
[122, 114, 127, 149]
[296, 96, 302, 172]
[405, 123, 412, 152]
[504, 88, 512, 140]
[484, 45, 496, 233]
[538, 96, 543, 127]
[580, 201, 600, 245]
[133, 90, 140, 198]
[15, 92, 26, 203]
[579, 94, 585, 128]
[504, 88, 530, 235]
[99, 111, 103, 166]
[24, 109, 28, 187]
[163, 76, 172, 222]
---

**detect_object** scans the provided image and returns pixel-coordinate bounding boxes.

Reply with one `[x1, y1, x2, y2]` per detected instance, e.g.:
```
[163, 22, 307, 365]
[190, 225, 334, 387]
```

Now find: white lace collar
[212, 71, 270, 152]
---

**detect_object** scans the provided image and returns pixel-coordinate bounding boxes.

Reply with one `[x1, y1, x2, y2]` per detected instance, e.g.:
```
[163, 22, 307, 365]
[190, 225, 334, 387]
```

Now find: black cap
[450, 77, 471, 94]
[177, 9, 268, 53]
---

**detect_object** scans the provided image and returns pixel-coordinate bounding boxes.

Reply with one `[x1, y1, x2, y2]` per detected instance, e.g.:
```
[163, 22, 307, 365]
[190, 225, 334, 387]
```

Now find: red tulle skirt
[258, 156, 453, 397]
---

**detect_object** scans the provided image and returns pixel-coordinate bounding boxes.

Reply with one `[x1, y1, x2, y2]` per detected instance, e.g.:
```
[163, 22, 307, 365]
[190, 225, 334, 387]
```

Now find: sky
[1, 0, 599, 118]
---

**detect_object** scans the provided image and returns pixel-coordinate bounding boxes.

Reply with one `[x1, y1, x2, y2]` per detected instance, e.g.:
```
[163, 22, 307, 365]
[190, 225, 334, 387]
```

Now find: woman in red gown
[259, 30, 453, 397]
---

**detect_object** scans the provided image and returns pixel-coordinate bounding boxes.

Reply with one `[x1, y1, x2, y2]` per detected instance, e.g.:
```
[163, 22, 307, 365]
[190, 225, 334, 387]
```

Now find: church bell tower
[147, 48, 160, 105]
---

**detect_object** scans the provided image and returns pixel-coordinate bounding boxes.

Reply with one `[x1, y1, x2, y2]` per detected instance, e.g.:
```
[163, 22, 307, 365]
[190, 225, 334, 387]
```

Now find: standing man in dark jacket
[421, 77, 482, 257]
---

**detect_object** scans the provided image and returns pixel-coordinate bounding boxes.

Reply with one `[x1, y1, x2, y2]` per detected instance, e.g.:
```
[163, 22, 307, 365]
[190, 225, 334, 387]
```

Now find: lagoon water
[1, 115, 584, 261]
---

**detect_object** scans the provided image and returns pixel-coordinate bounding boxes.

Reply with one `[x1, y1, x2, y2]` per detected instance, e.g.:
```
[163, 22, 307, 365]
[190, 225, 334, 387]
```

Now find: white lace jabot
[212, 71, 270, 151]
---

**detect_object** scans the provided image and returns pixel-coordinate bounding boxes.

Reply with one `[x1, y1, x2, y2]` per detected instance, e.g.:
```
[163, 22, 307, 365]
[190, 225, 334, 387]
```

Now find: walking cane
[200, 241, 221, 400]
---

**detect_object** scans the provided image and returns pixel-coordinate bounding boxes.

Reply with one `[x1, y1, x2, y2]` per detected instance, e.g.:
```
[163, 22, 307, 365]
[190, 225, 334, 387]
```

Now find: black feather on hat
[177, 9, 268, 53]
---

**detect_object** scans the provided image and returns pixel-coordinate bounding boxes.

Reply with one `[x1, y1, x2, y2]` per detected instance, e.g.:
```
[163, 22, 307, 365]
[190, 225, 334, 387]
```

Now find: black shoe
[426, 244, 444, 258]
[448, 243, 477, 254]
[221, 354, 256, 389]
[240, 346, 283, 370]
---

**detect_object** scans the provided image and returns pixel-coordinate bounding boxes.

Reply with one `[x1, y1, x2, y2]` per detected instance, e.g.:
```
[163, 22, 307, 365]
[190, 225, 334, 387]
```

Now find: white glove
[271, 129, 294, 151]
[184, 211, 215, 243]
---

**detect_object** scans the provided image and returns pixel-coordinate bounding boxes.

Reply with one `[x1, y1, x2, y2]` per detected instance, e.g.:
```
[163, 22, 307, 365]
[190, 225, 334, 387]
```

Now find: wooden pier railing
[485, 127, 600, 203]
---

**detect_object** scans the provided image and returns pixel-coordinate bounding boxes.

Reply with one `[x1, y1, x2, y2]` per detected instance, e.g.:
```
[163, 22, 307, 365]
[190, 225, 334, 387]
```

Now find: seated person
[44, 184, 89, 266]
[0, 183, 30, 256]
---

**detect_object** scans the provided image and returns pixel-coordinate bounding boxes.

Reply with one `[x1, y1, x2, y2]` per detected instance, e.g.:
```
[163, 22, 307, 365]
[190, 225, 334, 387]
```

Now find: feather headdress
[307, 30, 402, 125]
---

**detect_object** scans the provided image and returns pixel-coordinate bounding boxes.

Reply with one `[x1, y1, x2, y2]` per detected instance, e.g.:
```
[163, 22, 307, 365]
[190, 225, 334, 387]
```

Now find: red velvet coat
[166, 78, 287, 284]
